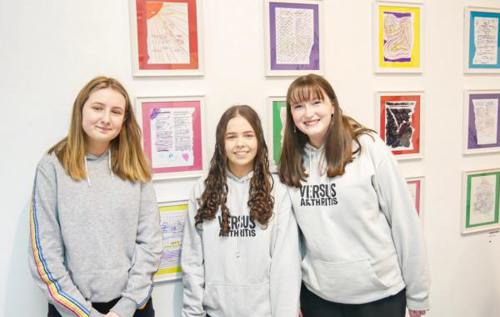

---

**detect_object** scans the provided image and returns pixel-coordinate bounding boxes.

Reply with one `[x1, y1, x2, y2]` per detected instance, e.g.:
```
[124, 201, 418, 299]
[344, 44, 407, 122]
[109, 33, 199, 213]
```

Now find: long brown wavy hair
[279, 74, 373, 187]
[48, 76, 151, 182]
[195, 105, 274, 234]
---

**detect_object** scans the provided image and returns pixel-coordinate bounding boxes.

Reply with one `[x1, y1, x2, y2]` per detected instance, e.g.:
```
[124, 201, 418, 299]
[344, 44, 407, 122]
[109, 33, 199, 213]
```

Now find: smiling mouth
[96, 126, 112, 132]
[304, 119, 320, 126]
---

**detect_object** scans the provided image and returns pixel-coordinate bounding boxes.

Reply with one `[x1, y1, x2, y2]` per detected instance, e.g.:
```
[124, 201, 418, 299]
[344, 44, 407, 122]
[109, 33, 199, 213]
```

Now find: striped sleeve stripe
[29, 179, 90, 317]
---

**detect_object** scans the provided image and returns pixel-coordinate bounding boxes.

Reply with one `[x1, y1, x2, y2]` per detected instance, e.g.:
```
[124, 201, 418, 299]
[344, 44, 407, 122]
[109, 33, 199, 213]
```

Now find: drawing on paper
[146, 1, 190, 64]
[383, 11, 413, 62]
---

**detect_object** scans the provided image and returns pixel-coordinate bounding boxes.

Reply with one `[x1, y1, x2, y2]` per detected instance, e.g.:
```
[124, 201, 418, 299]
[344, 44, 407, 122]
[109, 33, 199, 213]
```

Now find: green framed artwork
[268, 97, 287, 166]
[462, 169, 500, 234]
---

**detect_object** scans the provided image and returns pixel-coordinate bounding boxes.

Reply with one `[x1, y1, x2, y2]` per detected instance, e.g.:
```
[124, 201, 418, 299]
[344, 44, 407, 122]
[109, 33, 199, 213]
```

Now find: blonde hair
[49, 76, 151, 182]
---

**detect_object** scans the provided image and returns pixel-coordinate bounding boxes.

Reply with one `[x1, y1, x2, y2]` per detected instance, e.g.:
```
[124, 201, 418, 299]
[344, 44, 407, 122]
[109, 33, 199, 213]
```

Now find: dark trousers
[48, 297, 154, 317]
[300, 284, 406, 317]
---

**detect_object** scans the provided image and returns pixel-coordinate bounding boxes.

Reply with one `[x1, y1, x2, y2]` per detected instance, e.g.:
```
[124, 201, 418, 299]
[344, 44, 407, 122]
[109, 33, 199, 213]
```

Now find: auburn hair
[49, 76, 151, 182]
[279, 74, 373, 187]
[195, 105, 274, 234]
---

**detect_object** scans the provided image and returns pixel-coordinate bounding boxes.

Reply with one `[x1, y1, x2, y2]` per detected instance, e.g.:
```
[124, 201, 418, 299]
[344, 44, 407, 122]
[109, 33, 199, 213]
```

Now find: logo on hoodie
[218, 215, 256, 237]
[299, 183, 338, 206]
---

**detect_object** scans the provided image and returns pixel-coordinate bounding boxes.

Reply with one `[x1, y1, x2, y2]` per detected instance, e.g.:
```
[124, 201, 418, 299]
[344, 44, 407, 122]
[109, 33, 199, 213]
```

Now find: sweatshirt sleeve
[369, 137, 430, 310]
[181, 183, 206, 317]
[28, 157, 104, 317]
[269, 181, 302, 317]
[111, 181, 162, 317]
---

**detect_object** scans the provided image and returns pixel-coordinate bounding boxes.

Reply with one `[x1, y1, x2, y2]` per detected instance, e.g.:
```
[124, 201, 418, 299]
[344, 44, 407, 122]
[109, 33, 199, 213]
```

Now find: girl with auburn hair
[279, 74, 430, 317]
[182, 105, 301, 317]
[29, 76, 162, 317]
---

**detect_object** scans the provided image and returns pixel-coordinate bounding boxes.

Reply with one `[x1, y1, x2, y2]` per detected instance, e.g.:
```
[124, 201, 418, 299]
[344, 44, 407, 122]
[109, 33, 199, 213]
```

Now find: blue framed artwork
[465, 7, 500, 73]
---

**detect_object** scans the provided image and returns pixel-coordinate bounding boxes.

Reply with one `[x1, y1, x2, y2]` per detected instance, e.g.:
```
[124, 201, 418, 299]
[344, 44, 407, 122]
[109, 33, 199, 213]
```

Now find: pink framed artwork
[136, 96, 205, 179]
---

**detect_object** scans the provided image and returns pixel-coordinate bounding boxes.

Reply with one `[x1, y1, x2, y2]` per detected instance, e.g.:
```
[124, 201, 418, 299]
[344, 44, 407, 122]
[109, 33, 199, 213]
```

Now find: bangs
[288, 84, 325, 105]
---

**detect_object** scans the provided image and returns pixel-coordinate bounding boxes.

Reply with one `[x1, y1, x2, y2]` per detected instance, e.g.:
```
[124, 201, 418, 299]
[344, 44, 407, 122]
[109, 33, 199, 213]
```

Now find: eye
[244, 133, 255, 138]
[112, 109, 124, 115]
[312, 100, 322, 105]
[92, 106, 103, 111]
[292, 104, 303, 110]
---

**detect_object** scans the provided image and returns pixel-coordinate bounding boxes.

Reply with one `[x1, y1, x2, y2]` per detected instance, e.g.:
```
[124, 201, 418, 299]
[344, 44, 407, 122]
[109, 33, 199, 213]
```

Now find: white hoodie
[290, 133, 430, 310]
[181, 172, 301, 317]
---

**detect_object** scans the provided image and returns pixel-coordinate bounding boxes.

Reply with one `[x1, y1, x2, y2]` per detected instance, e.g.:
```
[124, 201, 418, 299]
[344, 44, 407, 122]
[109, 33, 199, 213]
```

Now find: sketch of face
[224, 115, 258, 177]
[81, 88, 126, 154]
[290, 91, 334, 148]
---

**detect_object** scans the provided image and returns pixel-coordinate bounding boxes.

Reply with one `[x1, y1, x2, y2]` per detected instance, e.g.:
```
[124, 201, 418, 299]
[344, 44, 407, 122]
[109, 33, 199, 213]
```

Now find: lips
[304, 119, 320, 126]
[96, 126, 112, 133]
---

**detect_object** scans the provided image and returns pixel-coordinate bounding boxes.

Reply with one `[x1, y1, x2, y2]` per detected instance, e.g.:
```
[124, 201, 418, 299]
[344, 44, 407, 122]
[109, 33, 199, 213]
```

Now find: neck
[309, 137, 325, 149]
[228, 164, 253, 178]
[86, 142, 109, 156]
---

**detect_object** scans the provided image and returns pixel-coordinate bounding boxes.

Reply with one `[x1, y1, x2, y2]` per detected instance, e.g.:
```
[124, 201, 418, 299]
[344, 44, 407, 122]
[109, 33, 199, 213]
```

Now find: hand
[409, 310, 426, 317]
[105, 312, 121, 317]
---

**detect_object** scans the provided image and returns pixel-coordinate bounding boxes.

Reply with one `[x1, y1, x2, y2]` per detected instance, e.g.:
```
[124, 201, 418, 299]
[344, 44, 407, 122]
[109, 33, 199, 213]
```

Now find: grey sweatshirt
[290, 133, 430, 310]
[29, 152, 162, 317]
[181, 172, 301, 317]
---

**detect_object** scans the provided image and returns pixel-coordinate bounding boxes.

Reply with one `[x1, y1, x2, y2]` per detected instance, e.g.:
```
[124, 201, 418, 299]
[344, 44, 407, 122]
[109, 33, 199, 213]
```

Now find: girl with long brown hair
[279, 74, 429, 317]
[181, 105, 301, 317]
[29, 76, 162, 317]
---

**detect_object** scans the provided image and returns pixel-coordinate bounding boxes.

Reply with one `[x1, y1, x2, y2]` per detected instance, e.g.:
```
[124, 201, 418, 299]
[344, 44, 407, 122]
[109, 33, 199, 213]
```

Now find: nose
[100, 109, 111, 124]
[304, 104, 313, 118]
[235, 136, 244, 147]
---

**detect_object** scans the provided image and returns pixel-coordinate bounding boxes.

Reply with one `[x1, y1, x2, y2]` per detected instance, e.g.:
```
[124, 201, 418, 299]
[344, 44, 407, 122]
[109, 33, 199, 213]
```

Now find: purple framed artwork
[265, 0, 323, 76]
[464, 90, 500, 154]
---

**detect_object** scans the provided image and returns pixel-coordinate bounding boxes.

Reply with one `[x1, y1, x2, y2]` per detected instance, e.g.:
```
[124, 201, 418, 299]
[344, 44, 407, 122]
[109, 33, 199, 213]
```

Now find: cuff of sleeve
[406, 297, 430, 311]
[111, 297, 137, 317]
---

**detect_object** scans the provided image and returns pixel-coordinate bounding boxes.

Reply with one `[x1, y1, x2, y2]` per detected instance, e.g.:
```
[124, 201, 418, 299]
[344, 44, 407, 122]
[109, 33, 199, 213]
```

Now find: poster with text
[265, 0, 322, 76]
[137, 96, 204, 179]
[465, 7, 500, 73]
[464, 90, 500, 154]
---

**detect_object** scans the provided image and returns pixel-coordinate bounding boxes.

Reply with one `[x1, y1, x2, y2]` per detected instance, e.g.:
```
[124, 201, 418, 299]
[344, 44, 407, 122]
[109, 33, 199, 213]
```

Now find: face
[81, 87, 126, 154]
[224, 115, 258, 177]
[290, 90, 334, 148]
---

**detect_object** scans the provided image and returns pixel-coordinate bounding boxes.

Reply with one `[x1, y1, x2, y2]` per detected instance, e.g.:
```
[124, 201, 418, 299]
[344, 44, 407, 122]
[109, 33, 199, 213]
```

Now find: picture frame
[267, 97, 288, 167]
[463, 90, 500, 155]
[129, 0, 203, 76]
[135, 95, 205, 179]
[154, 200, 188, 283]
[374, 1, 423, 73]
[376, 91, 423, 159]
[405, 176, 424, 217]
[264, 0, 323, 76]
[462, 169, 500, 234]
[464, 7, 500, 73]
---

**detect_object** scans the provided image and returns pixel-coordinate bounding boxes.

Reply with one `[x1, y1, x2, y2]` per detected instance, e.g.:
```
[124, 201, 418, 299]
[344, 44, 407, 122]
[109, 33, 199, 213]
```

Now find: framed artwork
[129, 0, 203, 76]
[463, 90, 500, 154]
[462, 169, 500, 234]
[405, 176, 424, 217]
[374, 2, 423, 73]
[267, 97, 288, 166]
[264, 0, 323, 76]
[464, 7, 500, 73]
[376, 91, 423, 159]
[136, 96, 205, 179]
[154, 200, 188, 282]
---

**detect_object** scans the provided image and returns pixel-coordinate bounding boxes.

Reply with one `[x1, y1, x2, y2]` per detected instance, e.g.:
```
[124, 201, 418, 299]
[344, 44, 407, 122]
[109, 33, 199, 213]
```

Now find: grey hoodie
[181, 172, 301, 317]
[290, 133, 430, 310]
[29, 152, 162, 317]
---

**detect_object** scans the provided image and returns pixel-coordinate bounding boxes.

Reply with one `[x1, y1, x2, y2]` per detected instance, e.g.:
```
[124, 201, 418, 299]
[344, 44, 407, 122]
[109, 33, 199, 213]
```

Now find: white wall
[1, 0, 499, 316]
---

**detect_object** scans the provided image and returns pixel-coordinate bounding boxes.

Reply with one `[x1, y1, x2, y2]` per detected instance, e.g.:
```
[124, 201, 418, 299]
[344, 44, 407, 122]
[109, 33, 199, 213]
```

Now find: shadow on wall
[4, 202, 46, 317]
